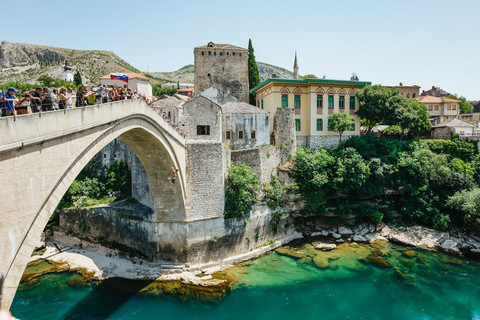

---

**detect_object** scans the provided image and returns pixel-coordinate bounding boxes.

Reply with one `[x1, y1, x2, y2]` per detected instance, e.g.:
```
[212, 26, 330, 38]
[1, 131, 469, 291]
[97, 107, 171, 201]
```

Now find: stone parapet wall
[274, 108, 296, 162]
[296, 135, 357, 150]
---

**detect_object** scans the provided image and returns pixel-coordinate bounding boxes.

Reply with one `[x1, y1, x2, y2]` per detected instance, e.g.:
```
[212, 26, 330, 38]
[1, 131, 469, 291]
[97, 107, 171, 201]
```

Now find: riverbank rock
[352, 235, 367, 242]
[440, 239, 460, 252]
[313, 242, 336, 251]
[402, 250, 418, 258]
[313, 256, 330, 269]
[275, 248, 304, 259]
[395, 269, 414, 283]
[338, 227, 353, 235]
[361, 255, 392, 268]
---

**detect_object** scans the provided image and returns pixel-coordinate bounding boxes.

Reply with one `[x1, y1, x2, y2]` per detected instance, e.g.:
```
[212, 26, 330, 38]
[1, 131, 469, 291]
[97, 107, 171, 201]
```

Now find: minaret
[293, 51, 299, 80]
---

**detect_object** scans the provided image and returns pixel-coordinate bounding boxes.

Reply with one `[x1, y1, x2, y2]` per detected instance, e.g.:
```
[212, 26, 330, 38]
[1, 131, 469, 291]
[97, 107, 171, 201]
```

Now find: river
[11, 240, 480, 320]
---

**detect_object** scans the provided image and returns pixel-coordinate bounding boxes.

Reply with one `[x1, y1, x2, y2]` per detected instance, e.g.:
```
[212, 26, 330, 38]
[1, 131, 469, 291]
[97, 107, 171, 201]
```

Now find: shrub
[270, 209, 284, 234]
[263, 174, 286, 209]
[224, 164, 259, 218]
[446, 188, 480, 228]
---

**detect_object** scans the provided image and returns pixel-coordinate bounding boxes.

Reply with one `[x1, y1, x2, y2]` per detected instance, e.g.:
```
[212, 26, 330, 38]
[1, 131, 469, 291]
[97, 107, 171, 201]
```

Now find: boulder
[440, 239, 460, 252]
[402, 250, 418, 258]
[353, 235, 367, 242]
[275, 248, 304, 259]
[321, 230, 329, 237]
[336, 239, 344, 243]
[313, 242, 337, 251]
[332, 233, 342, 239]
[338, 227, 354, 235]
[364, 233, 376, 241]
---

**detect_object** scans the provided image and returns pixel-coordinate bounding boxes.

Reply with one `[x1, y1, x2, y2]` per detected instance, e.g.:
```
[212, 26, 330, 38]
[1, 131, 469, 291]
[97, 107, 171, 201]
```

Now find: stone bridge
[0, 100, 187, 309]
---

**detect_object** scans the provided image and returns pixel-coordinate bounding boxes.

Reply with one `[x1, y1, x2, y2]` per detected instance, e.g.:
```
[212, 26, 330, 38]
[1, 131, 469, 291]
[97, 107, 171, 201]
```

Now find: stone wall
[185, 141, 227, 220]
[274, 108, 296, 162]
[296, 135, 357, 150]
[194, 45, 249, 103]
[184, 96, 222, 141]
[223, 113, 270, 150]
[431, 127, 452, 140]
[230, 146, 282, 185]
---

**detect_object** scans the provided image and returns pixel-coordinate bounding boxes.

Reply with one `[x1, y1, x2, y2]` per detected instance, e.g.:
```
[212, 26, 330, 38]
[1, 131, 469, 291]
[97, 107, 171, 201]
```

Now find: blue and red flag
[110, 73, 129, 83]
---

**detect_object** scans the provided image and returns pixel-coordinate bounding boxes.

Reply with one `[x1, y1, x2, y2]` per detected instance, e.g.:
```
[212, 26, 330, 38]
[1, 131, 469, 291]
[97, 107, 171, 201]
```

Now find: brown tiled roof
[414, 96, 461, 103]
[100, 73, 149, 80]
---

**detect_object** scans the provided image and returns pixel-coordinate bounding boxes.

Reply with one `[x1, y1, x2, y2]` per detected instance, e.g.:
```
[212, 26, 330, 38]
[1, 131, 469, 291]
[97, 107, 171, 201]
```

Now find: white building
[100, 73, 153, 101]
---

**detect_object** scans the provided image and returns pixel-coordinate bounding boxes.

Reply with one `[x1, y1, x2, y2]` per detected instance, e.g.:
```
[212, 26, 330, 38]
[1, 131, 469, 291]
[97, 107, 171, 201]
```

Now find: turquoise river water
[10, 241, 480, 320]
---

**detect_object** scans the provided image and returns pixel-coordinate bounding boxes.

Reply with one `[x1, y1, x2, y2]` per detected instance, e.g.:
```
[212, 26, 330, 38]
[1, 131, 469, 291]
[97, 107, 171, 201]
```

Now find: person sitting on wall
[168, 167, 179, 184]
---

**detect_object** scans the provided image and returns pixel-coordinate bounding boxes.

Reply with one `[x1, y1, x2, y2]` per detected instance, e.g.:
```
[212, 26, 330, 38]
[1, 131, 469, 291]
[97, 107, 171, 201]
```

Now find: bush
[381, 126, 403, 139]
[446, 188, 480, 228]
[263, 175, 286, 209]
[271, 210, 284, 234]
[224, 164, 259, 218]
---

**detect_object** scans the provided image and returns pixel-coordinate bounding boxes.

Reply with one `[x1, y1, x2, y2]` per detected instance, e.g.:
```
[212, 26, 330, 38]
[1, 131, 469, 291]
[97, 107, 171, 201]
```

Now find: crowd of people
[0, 83, 186, 137]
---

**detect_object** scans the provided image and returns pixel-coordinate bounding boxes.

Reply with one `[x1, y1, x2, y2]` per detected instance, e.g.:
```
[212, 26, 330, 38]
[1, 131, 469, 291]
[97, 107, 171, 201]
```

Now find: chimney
[272, 74, 277, 78]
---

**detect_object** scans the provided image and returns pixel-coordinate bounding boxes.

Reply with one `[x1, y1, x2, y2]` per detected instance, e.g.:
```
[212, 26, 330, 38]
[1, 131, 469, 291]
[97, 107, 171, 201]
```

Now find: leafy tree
[355, 85, 397, 134]
[387, 96, 431, 139]
[447, 188, 480, 227]
[73, 71, 82, 86]
[406, 99, 432, 138]
[328, 112, 355, 143]
[248, 39, 260, 105]
[152, 85, 177, 97]
[301, 74, 318, 79]
[224, 164, 259, 218]
[447, 94, 472, 114]
[331, 148, 370, 193]
[38, 75, 55, 87]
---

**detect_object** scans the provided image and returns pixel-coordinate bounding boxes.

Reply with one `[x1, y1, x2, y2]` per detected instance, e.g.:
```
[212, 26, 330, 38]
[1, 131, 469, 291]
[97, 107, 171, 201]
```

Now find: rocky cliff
[0, 41, 140, 84]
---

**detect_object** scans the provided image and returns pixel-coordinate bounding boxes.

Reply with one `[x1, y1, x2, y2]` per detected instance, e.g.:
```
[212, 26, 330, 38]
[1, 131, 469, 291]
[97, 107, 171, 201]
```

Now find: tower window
[197, 125, 210, 135]
[251, 130, 256, 139]
[214, 52, 216, 56]
[220, 52, 223, 56]
[202, 52, 204, 56]
[208, 51, 211, 55]
[233, 52, 235, 56]
[226, 130, 231, 139]
[239, 53, 242, 56]
[227, 52, 229, 56]
[239, 130, 244, 139]
[208, 73, 210, 77]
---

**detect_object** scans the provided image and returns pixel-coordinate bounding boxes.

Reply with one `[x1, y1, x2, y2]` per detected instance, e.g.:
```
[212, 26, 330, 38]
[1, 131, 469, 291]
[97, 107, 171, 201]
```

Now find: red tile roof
[414, 96, 461, 103]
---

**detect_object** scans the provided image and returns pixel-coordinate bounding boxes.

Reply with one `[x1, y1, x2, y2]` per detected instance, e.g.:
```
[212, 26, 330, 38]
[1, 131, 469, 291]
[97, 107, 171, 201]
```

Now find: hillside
[0, 41, 294, 85]
[146, 62, 294, 84]
[0, 41, 141, 84]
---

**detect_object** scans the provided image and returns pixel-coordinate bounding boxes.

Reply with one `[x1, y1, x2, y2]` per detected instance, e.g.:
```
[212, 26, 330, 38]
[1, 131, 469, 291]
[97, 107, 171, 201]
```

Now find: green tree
[248, 39, 260, 105]
[224, 164, 259, 218]
[73, 71, 82, 87]
[446, 94, 472, 114]
[355, 85, 397, 134]
[38, 75, 55, 87]
[447, 188, 480, 227]
[387, 96, 431, 139]
[301, 74, 318, 79]
[328, 112, 355, 143]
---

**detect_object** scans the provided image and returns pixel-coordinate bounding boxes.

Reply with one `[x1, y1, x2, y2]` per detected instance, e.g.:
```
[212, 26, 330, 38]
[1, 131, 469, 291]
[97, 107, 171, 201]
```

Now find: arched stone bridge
[0, 100, 187, 309]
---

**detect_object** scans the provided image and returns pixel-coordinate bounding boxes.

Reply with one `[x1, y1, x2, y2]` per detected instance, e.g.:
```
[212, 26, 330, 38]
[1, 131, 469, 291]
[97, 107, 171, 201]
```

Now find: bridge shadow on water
[59, 277, 154, 320]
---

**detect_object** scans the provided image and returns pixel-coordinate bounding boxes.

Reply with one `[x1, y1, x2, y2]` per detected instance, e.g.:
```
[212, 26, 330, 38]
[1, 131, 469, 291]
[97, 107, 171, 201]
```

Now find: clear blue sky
[1, 0, 479, 100]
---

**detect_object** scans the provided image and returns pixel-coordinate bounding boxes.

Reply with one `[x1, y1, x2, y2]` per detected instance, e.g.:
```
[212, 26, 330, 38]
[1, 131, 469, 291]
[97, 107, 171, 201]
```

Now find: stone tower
[194, 42, 249, 103]
[293, 51, 299, 80]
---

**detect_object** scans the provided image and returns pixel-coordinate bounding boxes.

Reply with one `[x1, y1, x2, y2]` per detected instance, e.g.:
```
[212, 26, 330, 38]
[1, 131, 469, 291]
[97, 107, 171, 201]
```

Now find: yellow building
[414, 96, 461, 125]
[250, 78, 371, 148]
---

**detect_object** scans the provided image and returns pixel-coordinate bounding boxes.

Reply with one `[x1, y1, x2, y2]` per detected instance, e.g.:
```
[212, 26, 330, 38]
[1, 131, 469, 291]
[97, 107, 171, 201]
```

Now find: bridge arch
[0, 100, 186, 310]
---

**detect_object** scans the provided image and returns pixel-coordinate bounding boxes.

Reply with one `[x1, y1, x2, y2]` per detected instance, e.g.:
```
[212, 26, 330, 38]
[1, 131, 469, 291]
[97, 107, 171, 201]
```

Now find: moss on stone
[275, 248, 304, 259]
[401, 260, 415, 268]
[402, 250, 418, 258]
[313, 256, 330, 269]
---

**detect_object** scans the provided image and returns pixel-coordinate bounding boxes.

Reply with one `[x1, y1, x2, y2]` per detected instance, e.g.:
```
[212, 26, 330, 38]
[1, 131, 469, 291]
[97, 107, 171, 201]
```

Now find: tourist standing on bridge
[30, 87, 42, 113]
[0, 87, 19, 117]
[65, 87, 73, 109]
[41, 87, 53, 111]
[76, 86, 95, 107]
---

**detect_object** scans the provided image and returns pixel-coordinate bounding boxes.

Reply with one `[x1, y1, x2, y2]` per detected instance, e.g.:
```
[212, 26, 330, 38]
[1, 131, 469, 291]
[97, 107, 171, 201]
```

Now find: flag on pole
[110, 73, 129, 83]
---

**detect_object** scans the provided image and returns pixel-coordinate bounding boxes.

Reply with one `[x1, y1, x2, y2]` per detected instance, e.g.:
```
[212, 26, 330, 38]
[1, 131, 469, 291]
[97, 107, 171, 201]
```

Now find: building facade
[386, 82, 420, 99]
[414, 96, 461, 125]
[100, 73, 153, 100]
[194, 42, 249, 103]
[431, 118, 476, 139]
[251, 78, 371, 149]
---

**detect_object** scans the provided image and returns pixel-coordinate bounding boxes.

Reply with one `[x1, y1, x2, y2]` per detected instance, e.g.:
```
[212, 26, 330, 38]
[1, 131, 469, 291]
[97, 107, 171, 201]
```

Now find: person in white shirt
[65, 87, 73, 109]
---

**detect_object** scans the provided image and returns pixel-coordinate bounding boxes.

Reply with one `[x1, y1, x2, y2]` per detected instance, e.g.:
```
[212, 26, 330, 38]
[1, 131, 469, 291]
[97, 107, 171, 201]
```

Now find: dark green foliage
[263, 175, 286, 209]
[224, 164, 259, 218]
[356, 204, 384, 225]
[248, 39, 260, 105]
[292, 135, 480, 231]
[355, 85, 397, 134]
[328, 112, 355, 143]
[446, 95, 472, 114]
[447, 188, 480, 228]
[381, 126, 404, 139]
[152, 85, 177, 96]
[73, 71, 82, 86]
[271, 210, 284, 234]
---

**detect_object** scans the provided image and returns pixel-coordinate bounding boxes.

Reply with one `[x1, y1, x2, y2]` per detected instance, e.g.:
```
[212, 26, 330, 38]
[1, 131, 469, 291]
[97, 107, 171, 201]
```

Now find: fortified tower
[194, 42, 249, 103]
